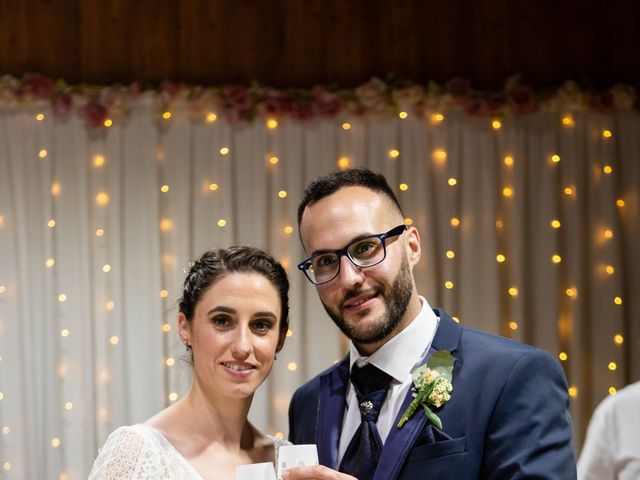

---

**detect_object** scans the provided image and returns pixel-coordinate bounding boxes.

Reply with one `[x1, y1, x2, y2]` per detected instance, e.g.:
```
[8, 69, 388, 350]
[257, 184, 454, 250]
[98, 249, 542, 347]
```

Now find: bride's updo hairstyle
[178, 246, 290, 343]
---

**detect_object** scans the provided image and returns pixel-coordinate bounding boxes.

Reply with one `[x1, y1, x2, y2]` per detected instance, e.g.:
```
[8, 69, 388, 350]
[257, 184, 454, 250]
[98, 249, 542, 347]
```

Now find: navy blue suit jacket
[288, 309, 577, 479]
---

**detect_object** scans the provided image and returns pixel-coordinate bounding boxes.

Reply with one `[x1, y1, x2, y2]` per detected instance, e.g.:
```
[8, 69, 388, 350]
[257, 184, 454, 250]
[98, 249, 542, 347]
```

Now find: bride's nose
[230, 325, 252, 359]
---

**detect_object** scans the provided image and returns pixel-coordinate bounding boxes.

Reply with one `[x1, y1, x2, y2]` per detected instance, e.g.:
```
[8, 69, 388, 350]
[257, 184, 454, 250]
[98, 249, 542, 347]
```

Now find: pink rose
[53, 94, 72, 116]
[311, 86, 342, 117]
[506, 85, 534, 114]
[590, 91, 614, 113]
[83, 102, 108, 128]
[355, 77, 389, 112]
[445, 78, 473, 100]
[22, 73, 55, 100]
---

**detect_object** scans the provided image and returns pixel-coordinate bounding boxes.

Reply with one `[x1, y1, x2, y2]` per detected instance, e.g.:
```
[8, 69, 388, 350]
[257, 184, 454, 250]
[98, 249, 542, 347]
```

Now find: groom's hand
[282, 465, 357, 479]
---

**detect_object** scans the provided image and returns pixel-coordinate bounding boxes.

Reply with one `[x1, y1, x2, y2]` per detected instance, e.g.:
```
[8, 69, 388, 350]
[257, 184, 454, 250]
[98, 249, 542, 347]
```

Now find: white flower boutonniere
[397, 350, 454, 430]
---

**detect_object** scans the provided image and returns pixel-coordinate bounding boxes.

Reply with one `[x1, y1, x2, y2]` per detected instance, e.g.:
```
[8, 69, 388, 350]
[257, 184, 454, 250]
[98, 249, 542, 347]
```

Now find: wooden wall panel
[0, 0, 638, 87]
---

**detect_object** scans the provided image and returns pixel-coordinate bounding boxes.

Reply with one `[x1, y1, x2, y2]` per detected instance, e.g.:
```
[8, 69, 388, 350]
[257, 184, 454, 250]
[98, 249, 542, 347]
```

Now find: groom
[285, 168, 576, 479]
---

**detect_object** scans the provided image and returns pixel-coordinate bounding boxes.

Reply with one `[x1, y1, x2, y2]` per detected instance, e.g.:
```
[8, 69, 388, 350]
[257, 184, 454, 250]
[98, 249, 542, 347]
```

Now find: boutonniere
[397, 350, 454, 430]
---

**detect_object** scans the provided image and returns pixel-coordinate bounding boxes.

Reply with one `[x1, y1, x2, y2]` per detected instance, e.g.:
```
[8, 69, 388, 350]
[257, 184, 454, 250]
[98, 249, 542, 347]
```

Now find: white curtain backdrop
[0, 99, 638, 479]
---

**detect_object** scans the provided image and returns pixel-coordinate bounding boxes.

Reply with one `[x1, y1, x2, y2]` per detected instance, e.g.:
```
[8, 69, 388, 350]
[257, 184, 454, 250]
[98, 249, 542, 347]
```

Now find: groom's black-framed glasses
[297, 224, 407, 285]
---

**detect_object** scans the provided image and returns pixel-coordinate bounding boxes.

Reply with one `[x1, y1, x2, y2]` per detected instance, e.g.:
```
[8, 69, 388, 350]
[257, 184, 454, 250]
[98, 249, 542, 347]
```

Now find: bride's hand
[282, 465, 357, 479]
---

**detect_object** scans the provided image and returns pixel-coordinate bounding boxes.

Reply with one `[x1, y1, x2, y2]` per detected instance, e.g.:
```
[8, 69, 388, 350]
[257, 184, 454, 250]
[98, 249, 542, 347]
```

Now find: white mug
[276, 444, 319, 480]
[235, 461, 277, 480]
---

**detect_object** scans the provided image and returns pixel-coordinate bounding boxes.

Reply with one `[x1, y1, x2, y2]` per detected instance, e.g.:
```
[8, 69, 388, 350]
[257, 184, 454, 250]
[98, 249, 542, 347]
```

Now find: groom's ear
[406, 225, 421, 267]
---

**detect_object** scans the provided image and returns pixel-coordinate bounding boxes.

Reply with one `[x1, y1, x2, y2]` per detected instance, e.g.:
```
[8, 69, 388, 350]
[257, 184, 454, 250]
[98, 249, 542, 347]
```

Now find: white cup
[235, 461, 277, 480]
[276, 444, 319, 479]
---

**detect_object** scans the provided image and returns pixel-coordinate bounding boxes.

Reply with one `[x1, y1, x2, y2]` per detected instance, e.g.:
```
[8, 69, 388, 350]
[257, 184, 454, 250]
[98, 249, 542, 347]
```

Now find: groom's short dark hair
[297, 168, 404, 227]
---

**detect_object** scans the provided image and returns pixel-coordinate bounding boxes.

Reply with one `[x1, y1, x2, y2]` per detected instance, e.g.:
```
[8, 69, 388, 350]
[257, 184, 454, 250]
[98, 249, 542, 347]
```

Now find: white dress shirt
[337, 296, 439, 463]
[578, 381, 640, 480]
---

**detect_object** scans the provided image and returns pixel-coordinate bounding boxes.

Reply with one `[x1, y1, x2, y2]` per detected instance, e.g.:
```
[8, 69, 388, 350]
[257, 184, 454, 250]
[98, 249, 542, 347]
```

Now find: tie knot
[350, 363, 392, 397]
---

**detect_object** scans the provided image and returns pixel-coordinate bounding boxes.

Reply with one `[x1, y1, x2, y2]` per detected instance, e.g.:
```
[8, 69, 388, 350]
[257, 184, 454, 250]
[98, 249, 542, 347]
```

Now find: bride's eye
[252, 319, 274, 333]
[212, 315, 231, 327]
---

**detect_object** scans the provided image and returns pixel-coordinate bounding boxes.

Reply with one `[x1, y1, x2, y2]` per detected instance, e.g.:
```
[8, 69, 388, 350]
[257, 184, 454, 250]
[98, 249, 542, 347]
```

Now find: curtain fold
[0, 102, 638, 479]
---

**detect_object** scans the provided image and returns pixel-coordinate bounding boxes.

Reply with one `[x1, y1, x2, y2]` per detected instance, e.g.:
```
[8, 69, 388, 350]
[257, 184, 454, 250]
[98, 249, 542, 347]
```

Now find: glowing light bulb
[608, 386, 617, 395]
[159, 219, 173, 231]
[404, 218, 413, 226]
[219, 147, 229, 155]
[109, 336, 119, 345]
[504, 155, 514, 166]
[162, 112, 172, 120]
[608, 362, 617, 371]
[613, 296, 622, 305]
[60, 329, 69, 337]
[448, 178, 457, 186]
[51, 182, 61, 196]
[616, 199, 625, 207]
[65, 402, 73, 410]
[39, 149, 48, 158]
[399, 183, 409, 191]
[337, 157, 350, 169]
[103, 119, 112, 127]
[562, 115, 574, 127]
[431, 113, 444, 124]
[491, 119, 502, 130]
[162, 323, 171, 333]
[389, 149, 400, 159]
[551, 154, 561, 163]
[551, 219, 561, 229]
[432, 148, 447, 163]
[564, 186, 574, 196]
[106, 301, 115, 310]
[614, 334, 624, 345]
[559, 352, 568, 361]
[278, 190, 287, 198]
[166, 357, 175, 366]
[208, 183, 219, 191]
[508, 287, 519, 297]
[96, 228, 104, 237]
[568, 386, 578, 397]
[206, 112, 217, 123]
[217, 219, 227, 227]
[342, 122, 351, 130]
[502, 187, 513, 197]
[36, 113, 45, 121]
[267, 119, 278, 129]
[286, 329, 293, 338]
[508, 321, 518, 330]
[169, 392, 178, 401]
[102, 264, 111, 273]
[602, 129, 612, 138]
[450, 217, 460, 227]
[496, 254, 506, 263]
[398, 111, 408, 119]
[288, 362, 298, 372]
[48, 219, 56, 228]
[269, 156, 279, 165]
[444, 281, 454, 289]
[160, 184, 169, 193]
[96, 192, 110, 206]
[446, 250, 455, 259]
[552, 254, 562, 264]
[603, 165, 613, 174]
[283, 226, 293, 234]
[93, 155, 105, 167]
[603, 229, 613, 239]
[58, 294, 67, 302]
[46, 258, 55, 268]
[565, 287, 578, 297]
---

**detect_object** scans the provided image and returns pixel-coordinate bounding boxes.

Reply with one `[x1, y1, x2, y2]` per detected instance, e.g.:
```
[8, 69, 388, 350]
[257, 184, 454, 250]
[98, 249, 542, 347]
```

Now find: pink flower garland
[0, 73, 637, 128]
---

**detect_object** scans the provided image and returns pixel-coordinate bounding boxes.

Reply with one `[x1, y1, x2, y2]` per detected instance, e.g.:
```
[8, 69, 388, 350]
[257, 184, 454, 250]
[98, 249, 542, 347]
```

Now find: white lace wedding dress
[88, 424, 289, 480]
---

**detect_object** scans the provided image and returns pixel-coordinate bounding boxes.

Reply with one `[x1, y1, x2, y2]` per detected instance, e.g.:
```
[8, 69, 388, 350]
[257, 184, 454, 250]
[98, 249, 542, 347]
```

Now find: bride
[89, 246, 290, 479]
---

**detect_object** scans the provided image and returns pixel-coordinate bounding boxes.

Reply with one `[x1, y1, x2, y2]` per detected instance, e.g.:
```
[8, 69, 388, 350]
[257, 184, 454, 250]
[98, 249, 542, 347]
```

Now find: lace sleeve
[88, 426, 168, 480]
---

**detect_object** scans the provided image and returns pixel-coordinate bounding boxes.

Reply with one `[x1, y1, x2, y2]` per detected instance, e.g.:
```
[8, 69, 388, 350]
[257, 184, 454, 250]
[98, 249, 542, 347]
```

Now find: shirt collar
[349, 296, 439, 382]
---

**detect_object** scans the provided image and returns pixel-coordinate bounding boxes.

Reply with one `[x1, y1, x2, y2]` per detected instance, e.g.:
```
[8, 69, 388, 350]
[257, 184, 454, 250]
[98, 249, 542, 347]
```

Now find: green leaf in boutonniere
[397, 350, 454, 430]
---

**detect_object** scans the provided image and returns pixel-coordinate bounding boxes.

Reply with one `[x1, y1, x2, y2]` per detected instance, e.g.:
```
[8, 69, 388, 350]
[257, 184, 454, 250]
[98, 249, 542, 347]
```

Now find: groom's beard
[321, 255, 413, 344]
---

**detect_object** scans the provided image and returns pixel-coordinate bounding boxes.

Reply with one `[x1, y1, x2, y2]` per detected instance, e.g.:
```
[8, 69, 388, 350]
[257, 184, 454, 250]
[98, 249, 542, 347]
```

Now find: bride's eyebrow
[206, 305, 236, 315]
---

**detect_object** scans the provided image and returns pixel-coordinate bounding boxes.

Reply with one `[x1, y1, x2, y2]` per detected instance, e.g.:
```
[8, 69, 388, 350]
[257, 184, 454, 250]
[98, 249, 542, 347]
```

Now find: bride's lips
[342, 291, 378, 312]
[220, 361, 256, 378]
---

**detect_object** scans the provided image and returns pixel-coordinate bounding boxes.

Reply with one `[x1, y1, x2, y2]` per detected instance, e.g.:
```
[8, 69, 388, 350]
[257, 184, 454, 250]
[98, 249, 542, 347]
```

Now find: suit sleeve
[481, 349, 577, 479]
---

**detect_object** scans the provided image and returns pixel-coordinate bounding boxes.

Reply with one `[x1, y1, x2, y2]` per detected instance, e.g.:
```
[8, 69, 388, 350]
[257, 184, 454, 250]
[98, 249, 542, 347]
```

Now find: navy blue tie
[339, 363, 392, 480]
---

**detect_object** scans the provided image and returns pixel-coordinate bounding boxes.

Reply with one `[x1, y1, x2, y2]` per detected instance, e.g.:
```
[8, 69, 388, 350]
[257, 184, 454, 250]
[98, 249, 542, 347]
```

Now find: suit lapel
[374, 311, 463, 480]
[316, 356, 349, 469]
